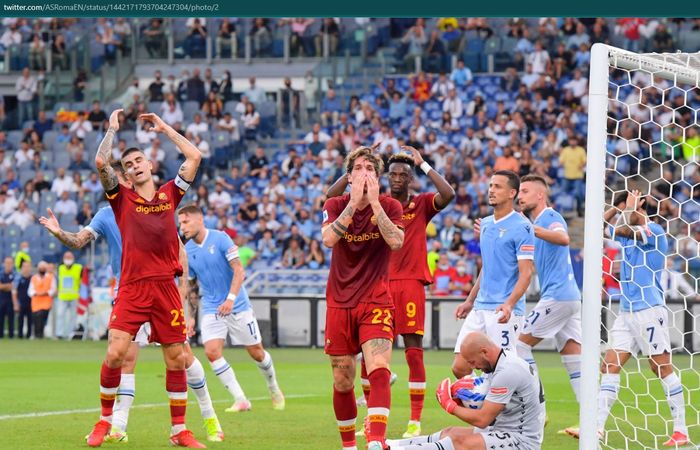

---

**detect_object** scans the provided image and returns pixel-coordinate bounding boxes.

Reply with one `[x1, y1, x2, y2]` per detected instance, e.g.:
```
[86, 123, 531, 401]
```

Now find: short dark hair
[493, 170, 520, 191]
[121, 147, 144, 161]
[387, 153, 415, 169]
[110, 162, 125, 174]
[177, 203, 203, 216]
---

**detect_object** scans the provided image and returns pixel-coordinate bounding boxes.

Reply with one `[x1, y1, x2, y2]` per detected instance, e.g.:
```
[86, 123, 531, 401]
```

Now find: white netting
[596, 49, 699, 449]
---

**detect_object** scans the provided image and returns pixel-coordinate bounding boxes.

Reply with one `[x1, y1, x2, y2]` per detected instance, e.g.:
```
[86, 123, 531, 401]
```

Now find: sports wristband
[227, 293, 237, 302]
[419, 161, 432, 175]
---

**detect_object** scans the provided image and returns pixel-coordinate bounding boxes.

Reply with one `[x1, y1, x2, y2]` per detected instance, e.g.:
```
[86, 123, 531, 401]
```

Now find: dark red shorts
[109, 278, 186, 344]
[324, 301, 395, 356]
[389, 279, 426, 336]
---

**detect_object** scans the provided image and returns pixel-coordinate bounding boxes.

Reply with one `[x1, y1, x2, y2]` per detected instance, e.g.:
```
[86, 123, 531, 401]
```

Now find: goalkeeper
[387, 332, 545, 450]
[565, 190, 688, 447]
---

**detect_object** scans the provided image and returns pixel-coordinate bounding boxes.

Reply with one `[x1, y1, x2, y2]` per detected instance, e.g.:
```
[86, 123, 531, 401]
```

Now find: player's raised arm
[39, 207, 95, 249]
[366, 173, 404, 250]
[325, 173, 348, 199]
[403, 145, 455, 209]
[140, 112, 202, 182]
[321, 177, 363, 248]
[613, 190, 648, 242]
[95, 109, 122, 193]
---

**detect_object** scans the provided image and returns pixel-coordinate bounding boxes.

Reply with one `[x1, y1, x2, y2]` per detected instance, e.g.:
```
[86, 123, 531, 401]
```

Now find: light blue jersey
[85, 206, 123, 285]
[533, 208, 580, 302]
[185, 229, 251, 315]
[475, 211, 535, 315]
[610, 222, 668, 312]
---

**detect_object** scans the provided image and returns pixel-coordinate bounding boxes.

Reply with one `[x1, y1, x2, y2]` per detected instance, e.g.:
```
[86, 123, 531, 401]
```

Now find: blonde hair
[344, 146, 384, 175]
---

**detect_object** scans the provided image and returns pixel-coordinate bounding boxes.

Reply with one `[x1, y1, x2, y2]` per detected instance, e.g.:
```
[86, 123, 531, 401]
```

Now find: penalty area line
[0, 393, 320, 421]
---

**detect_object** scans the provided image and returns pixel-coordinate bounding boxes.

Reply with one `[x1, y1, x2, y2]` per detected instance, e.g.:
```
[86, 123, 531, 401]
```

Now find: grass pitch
[0, 340, 696, 449]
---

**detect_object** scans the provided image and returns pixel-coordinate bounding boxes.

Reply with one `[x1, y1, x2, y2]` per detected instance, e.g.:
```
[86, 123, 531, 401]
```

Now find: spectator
[0, 23, 22, 51]
[242, 102, 261, 142]
[201, 91, 223, 121]
[68, 150, 91, 171]
[208, 179, 232, 210]
[148, 70, 165, 102]
[33, 110, 53, 139]
[279, 77, 300, 127]
[203, 68, 219, 95]
[28, 260, 55, 339]
[144, 18, 166, 58]
[430, 72, 454, 101]
[450, 59, 473, 88]
[82, 172, 102, 194]
[305, 239, 325, 269]
[14, 141, 34, 166]
[527, 40, 550, 75]
[424, 30, 448, 73]
[237, 192, 259, 223]
[0, 256, 16, 339]
[250, 18, 272, 57]
[410, 71, 432, 104]
[559, 136, 587, 216]
[13, 260, 32, 339]
[651, 23, 674, 53]
[187, 69, 206, 105]
[51, 33, 68, 70]
[315, 18, 340, 56]
[154, 95, 181, 130]
[431, 253, 457, 295]
[217, 112, 240, 142]
[590, 18, 611, 45]
[184, 18, 207, 58]
[285, 18, 314, 57]
[219, 70, 234, 102]
[234, 235, 257, 268]
[69, 112, 92, 140]
[400, 19, 427, 69]
[617, 18, 644, 52]
[113, 18, 132, 56]
[563, 69, 589, 100]
[450, 260, 474, 296]
[243, 77, 266, 106]
[567, 22, 590, 50]
[441, 22, 463, 53]
[65, 134, 85, 159]
[263, 173, 286, 202]
[54, 251, 81, 339]
[28, 35, 46, 70]
[0, 149, 11, 171]
[53, 190, 78, 218]
[257, 229, 279, 262]
[442, 88, 464, 120]
[661, 258, 698, 301]
[216, 18, 237, 59]
[73, 69, 88, 102]
[320, 89, 342, 128]
[16, 68, 37, 124]
[248, 146, 268, 177]
[281, 237, 305, 269]
[87, 100, 107, 131]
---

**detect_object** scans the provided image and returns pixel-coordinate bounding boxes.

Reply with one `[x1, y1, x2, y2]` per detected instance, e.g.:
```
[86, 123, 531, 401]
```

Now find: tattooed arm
[139, 112, 201, 182]
[373, 207, 405, 250]
[321, 202, 355, 248]
[39, 208, 95, 249]
[95, 109, 122, 192]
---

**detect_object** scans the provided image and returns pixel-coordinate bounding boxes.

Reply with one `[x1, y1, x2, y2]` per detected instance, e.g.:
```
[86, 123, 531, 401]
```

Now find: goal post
[581, 42, 698, 449]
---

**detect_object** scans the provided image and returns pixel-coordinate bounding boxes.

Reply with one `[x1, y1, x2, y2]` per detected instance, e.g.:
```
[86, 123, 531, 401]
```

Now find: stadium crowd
[0, 17, 698, 340]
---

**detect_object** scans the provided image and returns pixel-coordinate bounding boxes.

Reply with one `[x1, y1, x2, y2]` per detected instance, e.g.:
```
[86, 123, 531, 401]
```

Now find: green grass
[0, 341, 696, 449]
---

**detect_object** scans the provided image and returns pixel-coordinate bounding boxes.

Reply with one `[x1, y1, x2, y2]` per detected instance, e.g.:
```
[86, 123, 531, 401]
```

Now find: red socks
[99, 362, 121, 419]
[166, 369, 187, 426]
[406, 347, 426, 422]
[360, 360, 371, 404]
[333, 386, 357, 449]
[367, 367, 391, 442]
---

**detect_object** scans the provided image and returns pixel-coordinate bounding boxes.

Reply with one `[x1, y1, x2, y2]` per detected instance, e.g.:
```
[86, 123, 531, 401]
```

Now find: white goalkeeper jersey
[484, 350, 546, 446]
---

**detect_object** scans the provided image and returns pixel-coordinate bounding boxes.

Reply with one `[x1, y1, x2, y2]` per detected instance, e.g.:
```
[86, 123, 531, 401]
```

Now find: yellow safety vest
[14, 250, 30, 272]
[58, 264, 82, 302]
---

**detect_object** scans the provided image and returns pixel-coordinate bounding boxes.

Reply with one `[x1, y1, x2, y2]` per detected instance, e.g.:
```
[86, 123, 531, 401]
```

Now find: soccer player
[514, 174, 582, 433]
[565, 190, 688, 447]
[452, 170, 534, 378]
[322, 146, 404, 450]
[39, 167, 224, 442]
[386, 332, 546, 450]
[177, 204, 285, 412]
[327, 146, 455, 438]
[83, 109, 205, 448]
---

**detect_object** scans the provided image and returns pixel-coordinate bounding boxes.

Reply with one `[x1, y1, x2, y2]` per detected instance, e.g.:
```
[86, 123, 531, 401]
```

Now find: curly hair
[344, 146, 384, 175]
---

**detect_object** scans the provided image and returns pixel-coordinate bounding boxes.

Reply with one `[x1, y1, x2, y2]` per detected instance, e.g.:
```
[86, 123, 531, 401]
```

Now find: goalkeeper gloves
[436, 378, 458, 415]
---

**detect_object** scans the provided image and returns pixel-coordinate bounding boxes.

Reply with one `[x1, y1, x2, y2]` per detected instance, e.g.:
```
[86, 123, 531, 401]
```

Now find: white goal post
[581, 43, 699, 449]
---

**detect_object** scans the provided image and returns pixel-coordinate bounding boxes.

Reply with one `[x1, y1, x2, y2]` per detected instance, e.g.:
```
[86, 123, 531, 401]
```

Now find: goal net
[580, 44, 699, 449]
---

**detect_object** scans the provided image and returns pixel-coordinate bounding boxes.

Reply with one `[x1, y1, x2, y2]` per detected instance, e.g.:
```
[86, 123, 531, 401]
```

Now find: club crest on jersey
[408, 201, 415, 209]
[158, 192, 168, 201]
[370, 215, 377, 225]
[498, 228, 507, 238]
[208, 245, 215, 254]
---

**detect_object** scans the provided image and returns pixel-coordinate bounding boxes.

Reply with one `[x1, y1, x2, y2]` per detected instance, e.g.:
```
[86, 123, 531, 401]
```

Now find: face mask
[39, 270, 46, 275]
[63, 259, 74, 266]
[457, 267, 466, 275]
[439, 264, 449, 270]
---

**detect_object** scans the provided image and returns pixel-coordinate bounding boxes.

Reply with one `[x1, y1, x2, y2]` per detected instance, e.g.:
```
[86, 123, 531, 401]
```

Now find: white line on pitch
[0, 394, 321, 421]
